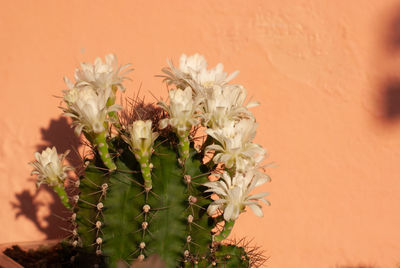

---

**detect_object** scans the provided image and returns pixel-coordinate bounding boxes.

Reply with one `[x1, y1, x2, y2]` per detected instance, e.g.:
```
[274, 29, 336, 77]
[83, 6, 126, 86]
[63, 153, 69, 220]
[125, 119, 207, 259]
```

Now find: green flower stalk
[122, 120, 159, 191]
[158, 87, 199, 162]
[214, 220, 235, 242]
[94, 131, 116, 171]
[73, 54, 132, 130]
[29, 147, 73, 209]
[62, 54, 132, 170]
[62, 85, 120, 171]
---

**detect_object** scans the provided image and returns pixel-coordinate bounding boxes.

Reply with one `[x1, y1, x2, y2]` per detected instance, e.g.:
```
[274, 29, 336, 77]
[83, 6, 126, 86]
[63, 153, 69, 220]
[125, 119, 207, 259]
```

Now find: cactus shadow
[10, 184, 71, 240]
[377, 5, 400, 123]
[384, 4, 400, 53]
[36, 116, 82, 167]
[378, 78, 400, 121]
[11, 116, 81, 240]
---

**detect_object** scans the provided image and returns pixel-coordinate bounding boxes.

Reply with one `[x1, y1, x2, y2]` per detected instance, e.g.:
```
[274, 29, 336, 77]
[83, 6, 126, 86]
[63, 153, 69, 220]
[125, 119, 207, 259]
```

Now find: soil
[3, 243, 105, 268]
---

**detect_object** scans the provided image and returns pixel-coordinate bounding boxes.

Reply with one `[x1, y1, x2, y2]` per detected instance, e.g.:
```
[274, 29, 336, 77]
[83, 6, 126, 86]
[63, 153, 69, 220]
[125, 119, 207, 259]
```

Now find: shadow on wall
[380, 78, 400, 121]
[379, 6, 400, 122]
[36, 116, 82, 167]
[10, 116, 81, 240]
[10, 185, 72, 240]
[384, 4, 400, 53]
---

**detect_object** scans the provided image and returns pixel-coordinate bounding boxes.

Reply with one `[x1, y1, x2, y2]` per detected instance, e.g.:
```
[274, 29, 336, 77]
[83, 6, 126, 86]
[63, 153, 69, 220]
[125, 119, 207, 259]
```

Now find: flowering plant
[30, 53, 270, 267]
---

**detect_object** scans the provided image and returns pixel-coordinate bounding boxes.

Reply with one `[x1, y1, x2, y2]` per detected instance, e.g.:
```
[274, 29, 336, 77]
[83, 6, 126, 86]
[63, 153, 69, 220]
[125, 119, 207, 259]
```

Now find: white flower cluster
[161, 53, 270, 222]
[29, 147, 72, 187]
[62, 54, 132, 135]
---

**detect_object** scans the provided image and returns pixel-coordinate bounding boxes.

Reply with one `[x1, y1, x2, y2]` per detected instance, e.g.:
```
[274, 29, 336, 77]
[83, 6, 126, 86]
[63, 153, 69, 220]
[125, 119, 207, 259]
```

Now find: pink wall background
[1, 1, 400, 267]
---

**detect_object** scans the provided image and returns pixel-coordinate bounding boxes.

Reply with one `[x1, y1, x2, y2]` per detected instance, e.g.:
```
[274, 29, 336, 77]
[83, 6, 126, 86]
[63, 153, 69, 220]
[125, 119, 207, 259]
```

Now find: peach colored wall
[1, 0, 400, 267]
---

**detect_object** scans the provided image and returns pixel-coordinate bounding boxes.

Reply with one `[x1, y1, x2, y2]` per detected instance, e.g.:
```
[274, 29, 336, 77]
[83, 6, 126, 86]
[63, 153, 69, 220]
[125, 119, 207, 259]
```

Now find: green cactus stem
[213, 244, 250, 267]
[214, 220, 235, 242]
[182, 147, 213, 260]
[75, 161, 110, 258]
[94, 131, 116, 171]
[70, 126, 263, 267]
[74, 138, 217, 267]
[71, 134, 261, 267]
[53, 184, 72, 210]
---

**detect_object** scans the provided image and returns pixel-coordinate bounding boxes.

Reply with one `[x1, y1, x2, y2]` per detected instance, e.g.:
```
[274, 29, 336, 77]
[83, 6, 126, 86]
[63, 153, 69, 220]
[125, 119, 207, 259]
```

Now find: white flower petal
[223, 203, 234, 221]
[248, 192, 269, 200]
[248, 204, 264, 217]
[207, 203, 220, 216]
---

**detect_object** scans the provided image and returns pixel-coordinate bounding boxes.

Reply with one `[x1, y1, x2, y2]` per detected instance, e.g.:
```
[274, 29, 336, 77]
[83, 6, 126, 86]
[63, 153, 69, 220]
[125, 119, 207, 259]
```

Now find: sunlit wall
[1, 1, 400, 267]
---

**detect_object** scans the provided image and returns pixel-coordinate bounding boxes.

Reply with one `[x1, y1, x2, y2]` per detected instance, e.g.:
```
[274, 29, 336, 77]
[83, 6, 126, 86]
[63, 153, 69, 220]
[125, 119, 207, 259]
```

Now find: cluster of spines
[180, 145, 217, 266]
[78, 180, 108, 256]
[72, 158, 111, 261]
[131, 171, 153, 262]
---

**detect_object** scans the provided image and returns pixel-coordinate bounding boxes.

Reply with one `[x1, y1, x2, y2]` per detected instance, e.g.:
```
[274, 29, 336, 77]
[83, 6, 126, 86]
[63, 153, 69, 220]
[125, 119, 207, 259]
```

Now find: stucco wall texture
[1, 0, 400, 267]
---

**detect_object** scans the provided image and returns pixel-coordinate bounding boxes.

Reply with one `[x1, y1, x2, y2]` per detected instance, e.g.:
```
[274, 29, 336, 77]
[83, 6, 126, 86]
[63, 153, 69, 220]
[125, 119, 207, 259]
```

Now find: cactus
[29, 53, 270, 267]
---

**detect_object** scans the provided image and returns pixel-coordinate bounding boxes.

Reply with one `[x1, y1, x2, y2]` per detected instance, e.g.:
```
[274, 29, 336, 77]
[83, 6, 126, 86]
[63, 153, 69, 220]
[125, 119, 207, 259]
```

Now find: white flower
[202, 84, 258, 129]
[204, 172, 270, 221]
[30, 147, 72, 187]
[161, 53, 239, 97]
[63, 86, 121, 135]
[244, 166, 271, 187]
[158, 87, 200, 136]
[205, 119, 266, 172]
[192, 63, 239, 90]
[161, 53, 207, 88]
[72, 54, 132, 94]
[179, 53, 207, 75]
[122, 120, 159, 156]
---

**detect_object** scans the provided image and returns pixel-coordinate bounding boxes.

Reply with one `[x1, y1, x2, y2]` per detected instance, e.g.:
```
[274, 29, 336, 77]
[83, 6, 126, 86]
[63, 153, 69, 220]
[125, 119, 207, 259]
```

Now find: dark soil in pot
[3, 243, 105, 268]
